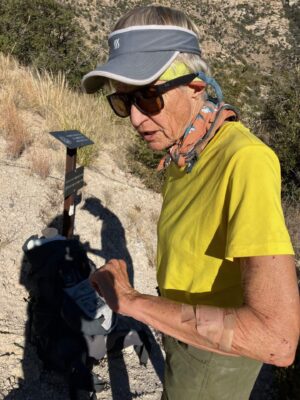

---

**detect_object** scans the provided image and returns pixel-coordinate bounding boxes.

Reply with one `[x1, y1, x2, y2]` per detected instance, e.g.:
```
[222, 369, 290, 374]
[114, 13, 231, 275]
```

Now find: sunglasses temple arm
[155, 73, 198, 94]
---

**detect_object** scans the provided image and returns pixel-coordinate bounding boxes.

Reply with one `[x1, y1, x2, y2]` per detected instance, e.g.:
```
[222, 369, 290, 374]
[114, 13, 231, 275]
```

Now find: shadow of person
[82, 196, 164, 399]
[83, 317, 164, 400]
[105, 316, 165, 400]
[81, 196, 134, 286]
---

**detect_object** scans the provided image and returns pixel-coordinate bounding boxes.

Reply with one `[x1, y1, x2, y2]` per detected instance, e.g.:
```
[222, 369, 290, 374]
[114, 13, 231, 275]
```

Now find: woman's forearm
[89, 256, 299, 367]
[126, 292, 298, 366]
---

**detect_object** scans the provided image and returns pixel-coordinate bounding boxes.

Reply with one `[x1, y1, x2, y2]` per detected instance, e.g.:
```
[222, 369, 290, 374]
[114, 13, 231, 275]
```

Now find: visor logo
[114, 38, 120, 49]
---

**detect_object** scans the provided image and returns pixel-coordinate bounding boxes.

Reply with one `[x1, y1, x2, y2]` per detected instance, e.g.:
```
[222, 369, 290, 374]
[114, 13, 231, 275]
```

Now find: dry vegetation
[29, 148, 52, 179]
[0, 54, 134, 178]
[1, 99, 32, 159]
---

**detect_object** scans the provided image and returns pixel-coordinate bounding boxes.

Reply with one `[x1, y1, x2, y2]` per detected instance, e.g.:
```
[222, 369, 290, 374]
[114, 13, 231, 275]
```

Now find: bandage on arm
[179, 255, 300, 364]
[181, 304, 236, 352]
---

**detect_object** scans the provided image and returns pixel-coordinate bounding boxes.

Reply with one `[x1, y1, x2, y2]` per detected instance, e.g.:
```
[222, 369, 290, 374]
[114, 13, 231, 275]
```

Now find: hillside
[59, 0, 298, 71]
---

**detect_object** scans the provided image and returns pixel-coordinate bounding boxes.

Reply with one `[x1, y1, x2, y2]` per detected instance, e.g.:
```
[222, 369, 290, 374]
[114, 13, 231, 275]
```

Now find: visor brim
[82, 51, 179, 93]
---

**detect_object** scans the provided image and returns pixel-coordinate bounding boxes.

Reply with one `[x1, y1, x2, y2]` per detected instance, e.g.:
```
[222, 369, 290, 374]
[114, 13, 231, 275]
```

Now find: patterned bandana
[157, 101, 239, 173]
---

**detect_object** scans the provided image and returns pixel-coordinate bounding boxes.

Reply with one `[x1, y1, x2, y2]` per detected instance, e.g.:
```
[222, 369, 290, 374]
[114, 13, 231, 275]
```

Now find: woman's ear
[188, 81, 206, 99]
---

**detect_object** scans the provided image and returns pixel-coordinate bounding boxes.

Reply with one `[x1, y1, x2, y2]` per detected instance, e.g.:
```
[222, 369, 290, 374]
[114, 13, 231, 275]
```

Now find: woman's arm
[90, 255, 300, 366]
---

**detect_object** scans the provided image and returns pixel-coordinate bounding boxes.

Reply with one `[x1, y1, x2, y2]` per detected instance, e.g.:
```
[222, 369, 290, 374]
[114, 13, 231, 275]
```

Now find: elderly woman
[82, 5, 299, 400]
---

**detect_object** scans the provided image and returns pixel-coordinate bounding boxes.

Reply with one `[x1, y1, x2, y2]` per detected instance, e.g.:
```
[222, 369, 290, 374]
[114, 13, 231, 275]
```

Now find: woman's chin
[147, 142, 166, 152]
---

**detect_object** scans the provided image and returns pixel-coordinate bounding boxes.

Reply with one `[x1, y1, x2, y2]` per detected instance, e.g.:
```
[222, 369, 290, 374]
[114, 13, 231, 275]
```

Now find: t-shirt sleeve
[225, 145, 294, 259]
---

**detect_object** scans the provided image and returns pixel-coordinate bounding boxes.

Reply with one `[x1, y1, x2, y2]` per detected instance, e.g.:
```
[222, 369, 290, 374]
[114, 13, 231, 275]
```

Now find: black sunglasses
[106, 73, 198, 118]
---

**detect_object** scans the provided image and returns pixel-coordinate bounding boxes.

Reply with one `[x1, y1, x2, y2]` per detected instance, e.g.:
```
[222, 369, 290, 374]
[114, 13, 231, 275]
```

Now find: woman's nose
[130, 104, 148, 128]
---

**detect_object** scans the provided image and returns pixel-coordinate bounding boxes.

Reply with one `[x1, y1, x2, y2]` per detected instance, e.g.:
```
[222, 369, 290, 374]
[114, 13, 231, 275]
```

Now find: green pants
[161, 336, 262, 400]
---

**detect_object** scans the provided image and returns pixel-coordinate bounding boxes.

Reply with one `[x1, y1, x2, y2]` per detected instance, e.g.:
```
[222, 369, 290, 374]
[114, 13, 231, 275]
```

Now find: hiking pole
[50, 130, 94, 238]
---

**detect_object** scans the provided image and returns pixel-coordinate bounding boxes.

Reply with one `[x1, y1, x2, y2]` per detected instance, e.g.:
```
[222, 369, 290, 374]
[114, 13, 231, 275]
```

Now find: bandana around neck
[157, 100, 239, 173]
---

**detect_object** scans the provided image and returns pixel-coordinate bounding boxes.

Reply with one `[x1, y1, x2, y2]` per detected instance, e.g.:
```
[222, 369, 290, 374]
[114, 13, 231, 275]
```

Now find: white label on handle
[69, 204, 75, 216]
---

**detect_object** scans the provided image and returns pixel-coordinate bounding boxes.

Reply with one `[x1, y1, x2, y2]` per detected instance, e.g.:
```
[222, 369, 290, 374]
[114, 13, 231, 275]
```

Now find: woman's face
[115, 82, 205, 151]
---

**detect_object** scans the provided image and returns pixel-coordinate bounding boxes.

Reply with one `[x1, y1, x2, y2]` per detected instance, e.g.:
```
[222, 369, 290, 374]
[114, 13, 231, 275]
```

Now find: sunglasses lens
[109, 94, 131, 117]
[136, 95, 164, 115]
[108, 91, 164, 117]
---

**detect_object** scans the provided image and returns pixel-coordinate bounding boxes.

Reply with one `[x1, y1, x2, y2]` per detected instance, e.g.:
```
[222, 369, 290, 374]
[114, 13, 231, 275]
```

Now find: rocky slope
[60, 0, 298, 70]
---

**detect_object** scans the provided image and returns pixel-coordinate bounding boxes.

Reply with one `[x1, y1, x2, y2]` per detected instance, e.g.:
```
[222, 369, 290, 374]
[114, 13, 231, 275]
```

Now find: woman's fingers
[106, 259, 131, 288]
[89, 259, 137, 314]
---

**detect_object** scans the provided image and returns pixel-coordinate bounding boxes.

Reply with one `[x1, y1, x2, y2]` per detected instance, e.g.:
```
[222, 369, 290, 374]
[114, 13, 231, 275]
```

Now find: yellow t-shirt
[157, 121, 294, 307]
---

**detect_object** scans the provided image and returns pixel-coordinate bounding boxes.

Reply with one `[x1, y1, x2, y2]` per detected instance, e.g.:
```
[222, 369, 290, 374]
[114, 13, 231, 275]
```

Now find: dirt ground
[0, 135, 165, 399]
[0, 135, 295, 400]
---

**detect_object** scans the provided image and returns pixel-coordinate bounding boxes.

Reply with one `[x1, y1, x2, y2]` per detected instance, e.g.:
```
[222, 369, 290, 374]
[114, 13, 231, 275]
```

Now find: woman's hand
[89, 259, 139, 315]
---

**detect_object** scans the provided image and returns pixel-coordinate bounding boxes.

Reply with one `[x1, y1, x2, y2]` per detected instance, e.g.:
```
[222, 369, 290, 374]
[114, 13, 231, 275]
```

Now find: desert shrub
[212, 62, 262, 114]
[258, 64, 300, 260]
[213, 61, 300, 204]
[283, 1, 300, 57]
[1, 99, 32, 159]
[127, 136, 165, 192]
[0, 0, 97, 88]
[0, 54, 123, 170]
[30, 149, 51, 179]
[261, 65, 300, 204]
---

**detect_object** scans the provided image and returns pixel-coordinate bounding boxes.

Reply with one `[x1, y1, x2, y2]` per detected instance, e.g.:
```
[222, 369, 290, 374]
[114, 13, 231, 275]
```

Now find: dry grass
[30, 149, 52, 179]
[1, 98, 32, 159]
[38, 189, 63, 226]
[21, 68, 131, 166]
[126, 207, 141, 227]
[0, 53, 132, 168]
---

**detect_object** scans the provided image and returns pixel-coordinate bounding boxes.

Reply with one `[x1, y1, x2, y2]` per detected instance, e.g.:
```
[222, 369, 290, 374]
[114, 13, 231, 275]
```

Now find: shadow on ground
[4, 196, 164, 400]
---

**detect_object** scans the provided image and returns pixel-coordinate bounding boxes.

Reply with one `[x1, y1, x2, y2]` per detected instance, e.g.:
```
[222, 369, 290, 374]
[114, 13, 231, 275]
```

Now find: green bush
[127, 136, 165, 192]
[261, 65, 300, 204]
[212, 61, 300, 206]
[212, 62, 262, 112]
[0, 0, 97, 88]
